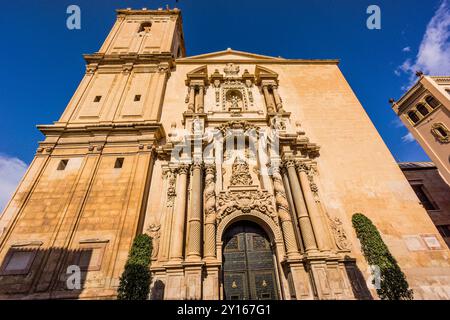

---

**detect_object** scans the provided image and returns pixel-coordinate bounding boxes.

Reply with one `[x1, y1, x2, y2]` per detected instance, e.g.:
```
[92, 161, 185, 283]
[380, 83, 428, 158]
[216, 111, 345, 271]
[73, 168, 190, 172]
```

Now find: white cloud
[0, 155, 27, 214]
[402, 46, 411, 52]
[391, 118, 406, 128]
[401, 132, 415, 143]
[396, 0, 450, 84]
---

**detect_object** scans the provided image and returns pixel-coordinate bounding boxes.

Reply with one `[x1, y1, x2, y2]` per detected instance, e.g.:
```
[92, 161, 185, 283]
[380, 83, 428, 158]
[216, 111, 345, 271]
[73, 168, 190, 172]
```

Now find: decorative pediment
[178, 48, 285, 62]
[185, 65, 208, 85]
[255, 65, 279, 85]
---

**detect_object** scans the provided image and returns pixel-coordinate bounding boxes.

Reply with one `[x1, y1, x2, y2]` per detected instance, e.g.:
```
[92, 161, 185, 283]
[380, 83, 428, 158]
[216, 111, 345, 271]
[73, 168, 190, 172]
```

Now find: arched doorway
[222, 221, 279, 300]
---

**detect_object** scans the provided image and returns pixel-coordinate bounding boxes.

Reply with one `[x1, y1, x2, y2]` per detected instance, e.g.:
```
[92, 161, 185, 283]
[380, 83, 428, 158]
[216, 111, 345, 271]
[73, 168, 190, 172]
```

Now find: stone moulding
[431, 123, 449, 143]
[216, 208, 283, 245]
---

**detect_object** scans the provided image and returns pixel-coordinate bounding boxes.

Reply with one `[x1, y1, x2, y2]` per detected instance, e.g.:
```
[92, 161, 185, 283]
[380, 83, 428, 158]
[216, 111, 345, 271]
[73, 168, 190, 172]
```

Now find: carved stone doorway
[222, 221, 279, 300]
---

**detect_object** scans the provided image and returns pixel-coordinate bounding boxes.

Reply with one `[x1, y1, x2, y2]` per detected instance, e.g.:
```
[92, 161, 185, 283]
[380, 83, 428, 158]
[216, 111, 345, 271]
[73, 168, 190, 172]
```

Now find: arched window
[425, 96, 440, 109]
[437, 127, 448, 138]
[138, 22, 152, 33]
[416, 104, 429, 116]
[408, 111, 420, 124]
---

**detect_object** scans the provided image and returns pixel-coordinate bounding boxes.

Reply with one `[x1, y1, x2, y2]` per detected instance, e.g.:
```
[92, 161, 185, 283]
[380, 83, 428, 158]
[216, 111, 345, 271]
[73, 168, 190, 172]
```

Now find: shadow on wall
[148, 261, 374, 300]
[344, 257, 373, 300]
[0, 247, 93, 299]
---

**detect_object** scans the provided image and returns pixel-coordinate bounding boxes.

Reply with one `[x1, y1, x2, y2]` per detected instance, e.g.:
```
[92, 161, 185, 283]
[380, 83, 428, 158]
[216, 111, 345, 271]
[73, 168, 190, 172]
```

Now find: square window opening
[1, 249, 36, 275]
[114, 158, 124, 169]
[57, 159, 69, 171]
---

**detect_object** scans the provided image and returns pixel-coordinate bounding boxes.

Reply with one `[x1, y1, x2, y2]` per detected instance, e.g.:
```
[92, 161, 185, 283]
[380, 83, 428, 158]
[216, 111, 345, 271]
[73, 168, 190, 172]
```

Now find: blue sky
[0, 0, 449, 210]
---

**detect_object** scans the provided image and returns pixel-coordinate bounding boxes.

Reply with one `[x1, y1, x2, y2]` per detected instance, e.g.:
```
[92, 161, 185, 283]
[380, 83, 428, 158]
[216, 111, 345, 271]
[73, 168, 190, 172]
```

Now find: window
[407, 111, 420, 124]
[437, 127, 448, 137]
[134, 94, 141, 102]
[138, 22, 152, 33]
[114, 157, 124, 169]
[74, 245, 106, 271]
[416, 104, 429, 116]
[425, 95, 440, 109]
[93, 95, 102, 102]
[1, 249, 36, 275]
[411, 184, 437, 210]
[437, 225, 450, 238]
[57, 159, 69, 171]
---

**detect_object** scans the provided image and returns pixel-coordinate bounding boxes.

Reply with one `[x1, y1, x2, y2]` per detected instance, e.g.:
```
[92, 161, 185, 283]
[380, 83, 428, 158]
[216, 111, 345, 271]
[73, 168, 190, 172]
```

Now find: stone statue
[147, 224, 161, 260]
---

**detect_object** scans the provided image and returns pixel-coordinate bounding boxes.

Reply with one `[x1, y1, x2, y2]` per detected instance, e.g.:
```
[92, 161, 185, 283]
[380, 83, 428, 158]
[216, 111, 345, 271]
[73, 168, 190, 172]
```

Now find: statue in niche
[192, 117, 202, 133]
[271, 116, 286, 131]
[230, 157, 253, 186]
[226, 90, 244, 112]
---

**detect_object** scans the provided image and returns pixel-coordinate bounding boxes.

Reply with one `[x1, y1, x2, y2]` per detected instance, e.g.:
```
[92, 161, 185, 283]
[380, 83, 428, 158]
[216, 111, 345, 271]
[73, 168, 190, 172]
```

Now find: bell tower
[98, 7, 185, 57]
[0, 8, 184, 299]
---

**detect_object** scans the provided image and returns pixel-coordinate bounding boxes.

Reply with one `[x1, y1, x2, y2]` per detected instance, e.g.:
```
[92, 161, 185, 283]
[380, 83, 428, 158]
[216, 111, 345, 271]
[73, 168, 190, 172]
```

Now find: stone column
[196, 86, 205, 113]
[281, 166, 304, 252]
[262, 85, 275, 113]
[186, 161, 202, 261]
[296, 162, 330, 252]
[272, 85, 284, 112]
[169, 164, 189, 261]
[187, 86, 195, 113]
[272, 165, 301, 259]
[203, 164, 216, 260]
[283, 159, 318, 252]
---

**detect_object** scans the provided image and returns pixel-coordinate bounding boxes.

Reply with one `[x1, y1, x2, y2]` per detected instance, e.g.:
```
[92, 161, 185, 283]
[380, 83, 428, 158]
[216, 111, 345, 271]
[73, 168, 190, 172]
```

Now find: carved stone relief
[224, 63, 240, 77]
[329, 217, 350, 251]
[166, 169, 177, 207]
[230, 157, 253, 186]
[216, 190, 278, 224]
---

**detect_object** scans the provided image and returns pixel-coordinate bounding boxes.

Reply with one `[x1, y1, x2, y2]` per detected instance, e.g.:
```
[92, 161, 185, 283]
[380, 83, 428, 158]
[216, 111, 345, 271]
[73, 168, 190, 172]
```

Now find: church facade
[0, 8, 449, 300]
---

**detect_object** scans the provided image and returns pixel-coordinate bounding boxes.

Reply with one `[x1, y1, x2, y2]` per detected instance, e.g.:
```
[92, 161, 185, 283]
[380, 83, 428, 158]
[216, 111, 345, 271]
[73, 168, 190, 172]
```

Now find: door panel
[222, 221, 278, 300]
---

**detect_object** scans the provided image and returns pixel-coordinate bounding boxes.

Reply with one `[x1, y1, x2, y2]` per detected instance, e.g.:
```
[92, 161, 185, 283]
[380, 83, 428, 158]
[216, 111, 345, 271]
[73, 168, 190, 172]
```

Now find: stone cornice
[429, 76, 450, 84]
[175, 59, 340, 65]
[83, 52, 175, 66]
[394, 82, 426, 114]
[116, 8, 182, 16]
[37, 122, 165, 140]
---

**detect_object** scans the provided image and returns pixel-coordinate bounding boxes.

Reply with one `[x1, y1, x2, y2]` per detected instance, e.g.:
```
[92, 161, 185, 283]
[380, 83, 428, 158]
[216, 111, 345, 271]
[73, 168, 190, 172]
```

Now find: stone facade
[399, 162, 450, 248]
[0, 8, 449, 300]
[391, 75, 450, 185]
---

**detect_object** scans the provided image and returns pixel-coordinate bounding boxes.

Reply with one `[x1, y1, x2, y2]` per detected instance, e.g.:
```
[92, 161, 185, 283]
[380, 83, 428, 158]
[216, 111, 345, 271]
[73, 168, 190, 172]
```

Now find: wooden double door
[222, 221, 279, 300]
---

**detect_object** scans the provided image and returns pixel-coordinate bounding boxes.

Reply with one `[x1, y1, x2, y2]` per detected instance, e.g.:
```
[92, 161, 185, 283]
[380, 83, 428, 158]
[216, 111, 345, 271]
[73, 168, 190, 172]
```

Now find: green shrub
[117, 234, 152, 300]
[352, 213, 413, 300]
